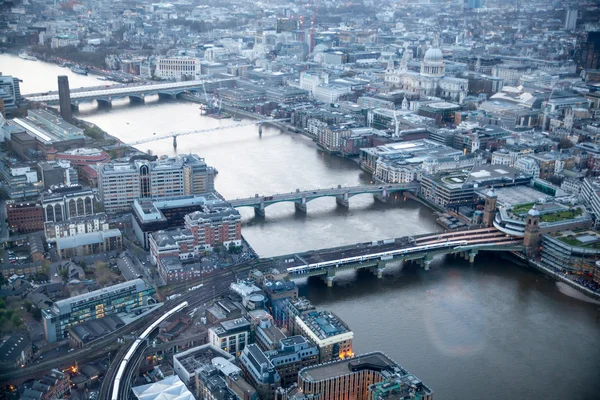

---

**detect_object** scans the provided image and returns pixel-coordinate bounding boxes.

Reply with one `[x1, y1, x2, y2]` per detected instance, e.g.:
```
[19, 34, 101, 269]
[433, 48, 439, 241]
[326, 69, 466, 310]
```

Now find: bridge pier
[422, 254, 433, 271]
[468, 250, 478, 264]
[254, 203, 265, 217]
[129, 95, 145, 104]
[372, 259, 386, 278]
[70, 103, 79, 112]
[97, 99, 112, 108]
[322, 270, 335, 287]
[373, 189, 388, 203]
[295, 197, 307, 213]
[173, 135, 177, 149]
[258, 123, 263, 136]
[335, 192, 350, 208]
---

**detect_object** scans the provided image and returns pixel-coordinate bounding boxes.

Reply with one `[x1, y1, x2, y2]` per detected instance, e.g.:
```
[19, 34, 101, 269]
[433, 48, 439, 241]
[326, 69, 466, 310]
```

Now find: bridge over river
[262, 227, 524, 286]
[228, 183, 420, 216]
[24, 78, 236, 106]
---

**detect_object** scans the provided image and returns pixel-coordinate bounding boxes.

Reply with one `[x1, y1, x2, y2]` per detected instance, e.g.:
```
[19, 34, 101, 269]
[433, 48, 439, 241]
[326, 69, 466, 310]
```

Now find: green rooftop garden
[511, 203, 535, 214]
[557, 235, 600, 249]
[540, 208, 583, 223]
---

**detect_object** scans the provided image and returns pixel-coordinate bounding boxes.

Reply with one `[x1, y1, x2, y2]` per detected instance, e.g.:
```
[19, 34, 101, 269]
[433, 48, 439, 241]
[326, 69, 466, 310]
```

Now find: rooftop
[300, 352, 395, 381]
[298, 311, 351, 341]
[174, 344, 234, 375]
[0, 334, 31, 362]
[132, 375, 194, 400]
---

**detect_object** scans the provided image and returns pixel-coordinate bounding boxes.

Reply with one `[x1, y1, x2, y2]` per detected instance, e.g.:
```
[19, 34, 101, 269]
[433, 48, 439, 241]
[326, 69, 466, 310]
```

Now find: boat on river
[19, 53, 37, 61]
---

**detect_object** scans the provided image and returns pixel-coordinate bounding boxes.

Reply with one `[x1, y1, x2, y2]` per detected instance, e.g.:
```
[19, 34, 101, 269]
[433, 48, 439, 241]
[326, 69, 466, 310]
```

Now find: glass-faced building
[42, 278, 153, 342]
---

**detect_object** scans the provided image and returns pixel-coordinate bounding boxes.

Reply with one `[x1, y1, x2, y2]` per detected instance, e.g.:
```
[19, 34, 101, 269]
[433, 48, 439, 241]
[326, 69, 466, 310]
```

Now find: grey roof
[0, 334, 31, 362]
[55, 229, 121, 250]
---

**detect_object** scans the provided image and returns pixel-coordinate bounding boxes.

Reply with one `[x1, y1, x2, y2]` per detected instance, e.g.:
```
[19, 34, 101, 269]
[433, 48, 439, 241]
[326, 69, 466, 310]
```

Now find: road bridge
[229, 183, 420, 216]
[24, 78, 236, 106]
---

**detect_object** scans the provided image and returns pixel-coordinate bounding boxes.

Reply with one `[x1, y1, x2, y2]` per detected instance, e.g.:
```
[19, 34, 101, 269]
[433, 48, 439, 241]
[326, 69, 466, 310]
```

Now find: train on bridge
[287, 240, 469, 275]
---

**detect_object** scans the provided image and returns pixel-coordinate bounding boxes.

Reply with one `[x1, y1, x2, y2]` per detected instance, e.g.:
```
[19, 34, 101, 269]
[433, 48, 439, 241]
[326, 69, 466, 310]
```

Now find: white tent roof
[132, 375, 194, 400]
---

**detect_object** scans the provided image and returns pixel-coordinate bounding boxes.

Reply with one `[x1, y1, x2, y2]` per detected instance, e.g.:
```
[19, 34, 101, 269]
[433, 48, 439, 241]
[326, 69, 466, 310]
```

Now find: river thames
[1, 54, 599, 400]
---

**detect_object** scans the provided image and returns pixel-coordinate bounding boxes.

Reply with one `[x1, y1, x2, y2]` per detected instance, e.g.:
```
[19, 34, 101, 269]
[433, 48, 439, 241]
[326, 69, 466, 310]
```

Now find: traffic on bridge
[24, 78, 235, 103]
[228, 183, 420, 215]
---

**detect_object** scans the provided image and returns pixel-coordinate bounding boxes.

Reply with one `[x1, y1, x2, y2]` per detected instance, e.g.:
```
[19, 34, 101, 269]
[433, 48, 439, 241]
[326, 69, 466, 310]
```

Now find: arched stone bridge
[228, 183, 420, 216]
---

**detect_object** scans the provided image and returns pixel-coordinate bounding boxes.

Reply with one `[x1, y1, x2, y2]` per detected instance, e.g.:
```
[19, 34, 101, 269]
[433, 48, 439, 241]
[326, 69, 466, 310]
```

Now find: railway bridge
[24, 78, 236, 107]
[280, 228, 524, 286]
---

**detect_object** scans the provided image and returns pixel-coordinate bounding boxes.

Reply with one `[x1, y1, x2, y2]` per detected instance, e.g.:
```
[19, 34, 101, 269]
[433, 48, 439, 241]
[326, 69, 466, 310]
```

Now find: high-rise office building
[99, 154, 215, 214]
[57, 75, 72, 122]
[0, 74, 22, 117]
[565, 9, 577, 30]
[578, 32, 600, 72]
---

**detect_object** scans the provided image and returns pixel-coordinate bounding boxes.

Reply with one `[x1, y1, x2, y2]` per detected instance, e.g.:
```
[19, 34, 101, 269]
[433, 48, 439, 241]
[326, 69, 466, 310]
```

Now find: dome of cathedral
[424, 47, 444, 63]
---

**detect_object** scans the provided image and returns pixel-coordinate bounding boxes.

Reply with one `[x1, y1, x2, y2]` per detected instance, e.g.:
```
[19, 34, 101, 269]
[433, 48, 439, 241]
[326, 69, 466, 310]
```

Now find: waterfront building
[580, 178, 600, 224]
[148, 201, 241, 264]
[420, 171, 476, 209]
[6, 200, 45, 233]
[266, 335, 319, 388]
[0, 74, 22, 117]
[42, 278, 152, 342]
[494, 202, 592, 238]
[239, 344, 281, 400]
[99, 154, 215, 214]
[298, 351, 433, 400]
[384, 39, 467, 104]
[541, 230, 600, 275]
[208, 317, 252, 357]
[360, 139, 464, 175]
[294, 310, 353, 363]
[316, 125, 352, 154]
[184, 203, 242, 250]
[7, 109, 85, 155]
[40, 184, 95, 222]
[132, 193, 222, 249]
[44, 213, 109, 243]
[55, 228, 122, 259]
[154, 56, 201, 80]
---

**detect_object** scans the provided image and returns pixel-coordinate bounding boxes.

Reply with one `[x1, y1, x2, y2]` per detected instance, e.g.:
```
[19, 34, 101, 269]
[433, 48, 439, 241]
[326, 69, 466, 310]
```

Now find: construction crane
[127, 118, 291, 146]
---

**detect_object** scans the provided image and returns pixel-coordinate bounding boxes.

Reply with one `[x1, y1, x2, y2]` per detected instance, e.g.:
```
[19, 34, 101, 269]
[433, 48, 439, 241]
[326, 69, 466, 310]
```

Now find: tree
[59, 268, 69, 281]
[10, 314, 21, 328]
[32, 308, 42, 321]
[559, 138, 574, 149]
[0, 298, 5, 310]
[24, 301, 32, 313]
[42, 259, 51, 274]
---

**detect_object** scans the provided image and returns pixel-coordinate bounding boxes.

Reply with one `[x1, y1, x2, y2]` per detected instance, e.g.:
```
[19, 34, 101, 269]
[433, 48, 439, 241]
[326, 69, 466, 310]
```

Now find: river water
[2, 55, 599, 400]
